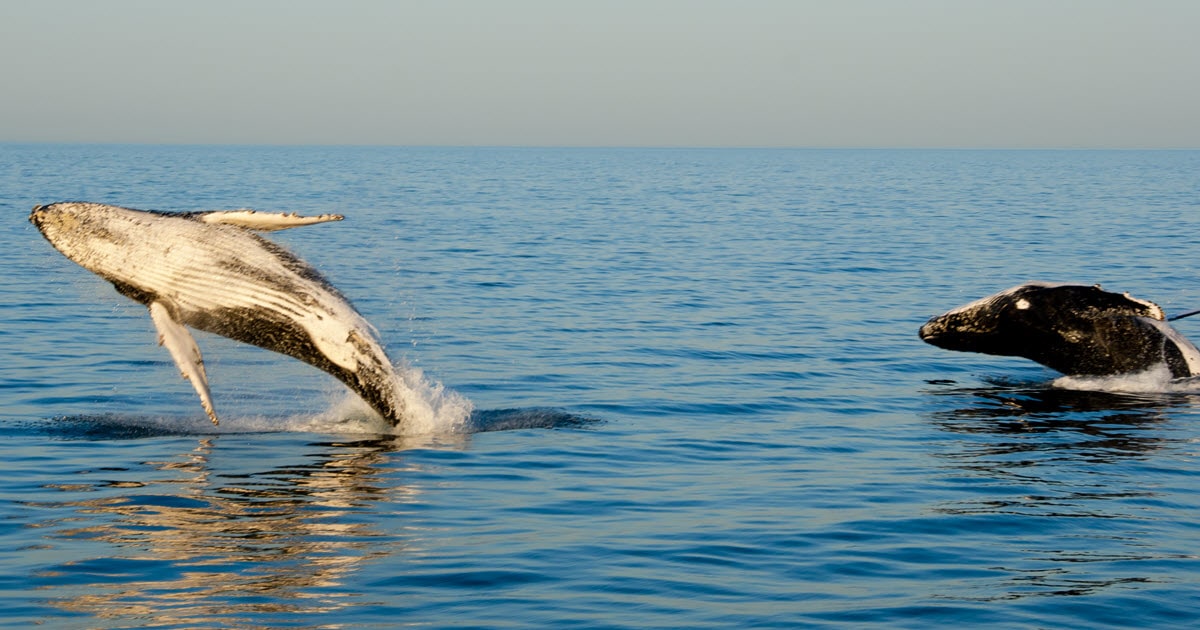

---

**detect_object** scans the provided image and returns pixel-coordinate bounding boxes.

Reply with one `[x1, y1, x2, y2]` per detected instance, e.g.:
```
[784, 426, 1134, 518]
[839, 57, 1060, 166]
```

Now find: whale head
[919, 282, 1199, 377]
[32, 202, 93, 250]
[30, 202, 151, 281]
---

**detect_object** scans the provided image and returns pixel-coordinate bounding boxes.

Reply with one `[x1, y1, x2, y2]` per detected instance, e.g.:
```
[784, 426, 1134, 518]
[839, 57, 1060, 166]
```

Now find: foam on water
[27, 357, 601, 438]
[1053, 363, 1200, 394]
[228, 360, 475, 435]
[376, 361, 475, 434]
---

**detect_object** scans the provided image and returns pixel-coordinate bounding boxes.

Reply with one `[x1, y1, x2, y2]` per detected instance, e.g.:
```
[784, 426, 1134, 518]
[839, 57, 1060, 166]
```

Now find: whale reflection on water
[24, 408, 597, 625]
[33, 437, 410, 625]
[923, 377, 1181, 460]
[918, 378, 1195, 601]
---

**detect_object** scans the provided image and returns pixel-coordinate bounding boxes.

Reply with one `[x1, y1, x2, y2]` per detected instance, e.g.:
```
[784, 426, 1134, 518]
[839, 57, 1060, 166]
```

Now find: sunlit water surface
[3, 145, 1200, 628]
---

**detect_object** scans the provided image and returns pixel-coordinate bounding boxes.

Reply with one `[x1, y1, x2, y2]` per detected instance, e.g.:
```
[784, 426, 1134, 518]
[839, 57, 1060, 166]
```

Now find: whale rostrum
[31, 201, 411, 426]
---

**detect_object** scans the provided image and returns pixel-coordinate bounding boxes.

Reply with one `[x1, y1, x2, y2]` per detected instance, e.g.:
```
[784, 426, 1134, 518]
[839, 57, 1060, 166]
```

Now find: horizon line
[3, 140, 1198, 151]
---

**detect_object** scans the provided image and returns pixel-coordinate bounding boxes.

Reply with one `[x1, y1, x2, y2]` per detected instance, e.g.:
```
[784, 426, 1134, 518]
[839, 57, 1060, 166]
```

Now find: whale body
[31, 201, 411, 425]
[919, 282, 1200, 378]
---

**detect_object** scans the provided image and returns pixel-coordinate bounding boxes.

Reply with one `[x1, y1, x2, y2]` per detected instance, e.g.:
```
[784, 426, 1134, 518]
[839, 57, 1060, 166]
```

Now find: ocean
[2, 144, 1200, 628]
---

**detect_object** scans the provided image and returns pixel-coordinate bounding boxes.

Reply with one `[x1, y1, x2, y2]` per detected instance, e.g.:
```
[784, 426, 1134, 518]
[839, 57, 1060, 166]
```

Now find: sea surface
[2, 144, 1200, 628]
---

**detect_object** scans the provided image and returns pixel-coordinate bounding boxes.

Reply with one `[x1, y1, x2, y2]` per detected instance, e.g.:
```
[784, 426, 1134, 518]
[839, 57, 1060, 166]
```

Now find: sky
[3, 0, 1198, 148]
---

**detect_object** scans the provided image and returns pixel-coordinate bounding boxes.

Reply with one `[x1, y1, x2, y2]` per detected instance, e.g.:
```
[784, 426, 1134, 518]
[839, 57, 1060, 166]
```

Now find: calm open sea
[2, 144, 1200, 628]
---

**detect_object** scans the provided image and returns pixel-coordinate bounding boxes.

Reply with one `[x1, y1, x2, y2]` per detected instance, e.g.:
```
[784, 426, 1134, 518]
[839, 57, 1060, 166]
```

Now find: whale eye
[1015, 298, 1032, 310]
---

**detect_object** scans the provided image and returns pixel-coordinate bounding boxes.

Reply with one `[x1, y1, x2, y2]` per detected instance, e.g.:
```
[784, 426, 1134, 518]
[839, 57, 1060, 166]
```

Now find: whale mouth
[29, 205, 48, 228]
[918, 319, 985, 352]
[919, 332, 953, 350]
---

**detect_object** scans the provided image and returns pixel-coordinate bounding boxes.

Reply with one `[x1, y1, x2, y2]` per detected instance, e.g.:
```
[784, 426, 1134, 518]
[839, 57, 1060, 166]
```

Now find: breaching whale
[31, 201, 413, 426]
[919, 282, 1200, 378]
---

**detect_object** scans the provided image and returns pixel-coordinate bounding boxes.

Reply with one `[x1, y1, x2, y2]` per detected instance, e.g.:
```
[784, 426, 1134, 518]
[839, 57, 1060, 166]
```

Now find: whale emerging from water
[919, 282, 1200, 378]
[31, 201, 413, 426]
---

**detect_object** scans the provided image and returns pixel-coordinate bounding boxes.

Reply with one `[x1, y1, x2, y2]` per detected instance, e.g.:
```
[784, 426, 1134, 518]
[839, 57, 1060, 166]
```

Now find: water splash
[23, 358, 597, 439]
[378, 362, 475, 435]
[1053, 364, 1200, 394]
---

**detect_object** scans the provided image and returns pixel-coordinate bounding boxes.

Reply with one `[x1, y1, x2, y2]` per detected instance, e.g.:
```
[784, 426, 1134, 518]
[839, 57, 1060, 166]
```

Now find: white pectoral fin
[196, 209, 344, 231]
[149, 302, 219, 425]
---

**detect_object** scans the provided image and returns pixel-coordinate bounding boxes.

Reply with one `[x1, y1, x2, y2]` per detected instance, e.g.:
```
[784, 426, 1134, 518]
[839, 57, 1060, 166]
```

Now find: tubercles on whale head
[30, 203, 81, 240]
[31, 201, 96, 228]
[31, 203, 96, 264]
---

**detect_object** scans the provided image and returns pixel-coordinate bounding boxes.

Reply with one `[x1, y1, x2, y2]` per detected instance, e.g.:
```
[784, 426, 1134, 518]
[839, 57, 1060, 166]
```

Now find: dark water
[3, 145, 1200, 628]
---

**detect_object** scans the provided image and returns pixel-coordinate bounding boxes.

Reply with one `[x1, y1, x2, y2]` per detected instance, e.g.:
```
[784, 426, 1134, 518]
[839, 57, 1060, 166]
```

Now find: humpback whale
[31, 201, 413, 426]
[919, 282, 1200, 378]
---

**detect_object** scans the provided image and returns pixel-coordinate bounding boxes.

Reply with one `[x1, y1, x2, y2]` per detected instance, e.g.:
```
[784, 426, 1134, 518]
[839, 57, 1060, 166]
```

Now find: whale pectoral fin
[149, 302, 219, 425]
[195, 210, 344, 232]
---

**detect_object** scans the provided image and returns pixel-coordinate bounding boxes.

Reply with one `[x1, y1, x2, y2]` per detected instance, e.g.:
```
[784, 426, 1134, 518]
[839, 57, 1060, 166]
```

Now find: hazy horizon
[4, 1, 1198, 149]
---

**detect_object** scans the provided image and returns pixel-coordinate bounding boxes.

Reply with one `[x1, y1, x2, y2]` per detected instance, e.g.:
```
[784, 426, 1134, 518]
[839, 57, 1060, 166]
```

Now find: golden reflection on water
[31, 433, 465, 626]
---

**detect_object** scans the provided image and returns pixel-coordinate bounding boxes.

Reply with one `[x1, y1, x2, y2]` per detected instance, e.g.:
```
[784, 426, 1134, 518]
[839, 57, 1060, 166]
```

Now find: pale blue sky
[3, 0, 1198, 147]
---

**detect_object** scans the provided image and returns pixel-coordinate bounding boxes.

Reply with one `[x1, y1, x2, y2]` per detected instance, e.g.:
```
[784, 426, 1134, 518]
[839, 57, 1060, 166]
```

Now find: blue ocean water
[2, 144, 1200, 628]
